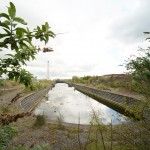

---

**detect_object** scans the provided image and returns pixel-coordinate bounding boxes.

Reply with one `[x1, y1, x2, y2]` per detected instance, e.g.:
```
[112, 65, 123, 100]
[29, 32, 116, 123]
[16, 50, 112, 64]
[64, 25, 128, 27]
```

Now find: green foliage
[12, 144, 49, 150]
[72, 76, 80, 83]
[0, 105, 10, 113]
[96, 83, 107, 90]
[0, 2, 55, 87]
[110, 81, 121, 88]
[0, 79, 4, 88]
[24, 80, 51, 93]
[33, 115, 46, 128]
[125, 48, 150, 98]
[0, 125, 17, 149]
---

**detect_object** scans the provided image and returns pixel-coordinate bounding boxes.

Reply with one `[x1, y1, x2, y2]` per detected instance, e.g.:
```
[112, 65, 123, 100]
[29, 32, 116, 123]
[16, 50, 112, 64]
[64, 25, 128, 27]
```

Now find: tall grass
[33, 115, 46, 128]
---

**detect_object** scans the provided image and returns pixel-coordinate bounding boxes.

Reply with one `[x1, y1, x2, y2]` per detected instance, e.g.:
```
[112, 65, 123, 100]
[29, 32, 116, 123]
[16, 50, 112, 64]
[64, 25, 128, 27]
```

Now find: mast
[47, 61, 49, 80]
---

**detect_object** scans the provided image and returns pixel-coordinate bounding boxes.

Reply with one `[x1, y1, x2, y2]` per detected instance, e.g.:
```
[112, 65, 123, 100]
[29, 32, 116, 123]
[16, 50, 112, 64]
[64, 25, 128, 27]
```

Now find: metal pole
[47, 61, 49, 80]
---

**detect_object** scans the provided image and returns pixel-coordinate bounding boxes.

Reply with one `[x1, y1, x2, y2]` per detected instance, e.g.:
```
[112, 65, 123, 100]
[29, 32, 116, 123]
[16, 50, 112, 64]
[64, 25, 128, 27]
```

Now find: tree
[125, 33, 150, 120]
[0, 2, 55, 86]
[125, 39, 150, 99]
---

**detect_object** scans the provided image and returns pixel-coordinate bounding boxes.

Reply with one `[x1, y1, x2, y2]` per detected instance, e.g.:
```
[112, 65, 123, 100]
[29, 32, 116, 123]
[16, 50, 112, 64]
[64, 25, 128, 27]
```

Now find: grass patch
[0, 105, 10, 113]
[11, 144, 49, 150]
[33, 115, 46, 128]
[56, 113, 65, 130]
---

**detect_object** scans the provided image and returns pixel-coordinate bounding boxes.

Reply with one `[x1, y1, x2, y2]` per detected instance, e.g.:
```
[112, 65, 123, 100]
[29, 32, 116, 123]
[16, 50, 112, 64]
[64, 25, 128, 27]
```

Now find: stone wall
[20, 83, 55, 112]
[69, 83, 143, 119]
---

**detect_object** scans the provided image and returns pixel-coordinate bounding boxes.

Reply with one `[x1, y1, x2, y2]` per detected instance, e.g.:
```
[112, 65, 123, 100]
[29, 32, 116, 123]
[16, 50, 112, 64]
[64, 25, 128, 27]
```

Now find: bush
[96, 83, 107, 90]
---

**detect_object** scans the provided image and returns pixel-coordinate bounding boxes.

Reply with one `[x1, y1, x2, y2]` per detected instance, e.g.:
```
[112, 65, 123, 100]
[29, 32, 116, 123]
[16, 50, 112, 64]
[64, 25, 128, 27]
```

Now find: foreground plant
[33, 115, 46, 128]
[0, 125, 17, 149]
[0, 2, 55, 87]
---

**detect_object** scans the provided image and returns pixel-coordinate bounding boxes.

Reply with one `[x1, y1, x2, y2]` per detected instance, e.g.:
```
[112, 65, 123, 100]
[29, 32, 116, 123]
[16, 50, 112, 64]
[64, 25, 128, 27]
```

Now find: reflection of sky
[34, 83, 127, 125]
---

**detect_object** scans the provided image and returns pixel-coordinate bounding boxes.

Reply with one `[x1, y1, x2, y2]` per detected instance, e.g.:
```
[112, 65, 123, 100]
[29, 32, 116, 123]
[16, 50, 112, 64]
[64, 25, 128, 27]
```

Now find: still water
[34, 83, 127, 125]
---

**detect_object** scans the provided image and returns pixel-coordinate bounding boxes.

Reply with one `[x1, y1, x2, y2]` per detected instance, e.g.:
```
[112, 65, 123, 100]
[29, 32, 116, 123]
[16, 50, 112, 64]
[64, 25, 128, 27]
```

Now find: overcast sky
[1, 0, 150, 79]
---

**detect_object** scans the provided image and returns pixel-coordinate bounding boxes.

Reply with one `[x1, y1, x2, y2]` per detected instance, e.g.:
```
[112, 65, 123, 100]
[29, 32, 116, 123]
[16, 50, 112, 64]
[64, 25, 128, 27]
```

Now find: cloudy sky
[1, 0, 150, 79]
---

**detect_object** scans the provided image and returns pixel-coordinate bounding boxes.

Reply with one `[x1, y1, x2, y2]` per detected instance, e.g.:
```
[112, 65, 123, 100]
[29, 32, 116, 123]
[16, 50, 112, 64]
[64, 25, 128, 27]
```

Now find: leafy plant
[0, 2, 55, 87]
[0, 125, 17, 149]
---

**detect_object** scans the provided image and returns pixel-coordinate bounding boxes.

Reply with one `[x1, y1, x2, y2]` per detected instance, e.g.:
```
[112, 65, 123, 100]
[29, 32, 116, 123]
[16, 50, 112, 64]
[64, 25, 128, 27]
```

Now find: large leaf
[3, 20, 11, 25]
[16, 27, 27, 33]
[5, 54, 14, 58]
[45, 34, 49, 44]
[16, 30, 24, 38]
[47, 31, 55, 37]
[0, 22, 10, 29]
[0, 13, 10, 20]
[0, 34, 8, 39]
[8, 2, 16, 18]
[42, 25, 46, 32]
[37, 26, 41, 31]
[13, 17, 27, 25]
[45, 22, 49, 29]
[16, 28, 27, 39]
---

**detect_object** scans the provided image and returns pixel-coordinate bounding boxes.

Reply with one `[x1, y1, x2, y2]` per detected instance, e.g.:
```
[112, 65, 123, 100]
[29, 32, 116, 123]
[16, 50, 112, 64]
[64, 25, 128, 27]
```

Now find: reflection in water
[34, 83, 127, 125]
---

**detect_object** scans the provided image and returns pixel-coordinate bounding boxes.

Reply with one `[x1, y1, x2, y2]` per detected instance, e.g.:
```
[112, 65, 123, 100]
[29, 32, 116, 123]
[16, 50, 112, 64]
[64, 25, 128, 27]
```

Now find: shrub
[96, 83, 107, 90]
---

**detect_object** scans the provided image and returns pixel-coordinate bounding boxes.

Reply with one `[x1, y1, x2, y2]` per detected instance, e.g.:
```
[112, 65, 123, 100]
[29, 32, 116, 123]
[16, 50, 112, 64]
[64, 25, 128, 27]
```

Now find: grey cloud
[110, 0, 150, 44]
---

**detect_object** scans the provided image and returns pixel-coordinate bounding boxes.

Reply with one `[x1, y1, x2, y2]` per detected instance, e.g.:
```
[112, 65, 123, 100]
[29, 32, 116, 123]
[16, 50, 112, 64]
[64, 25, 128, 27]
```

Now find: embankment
[20, 83, 55, 112]
[67, 83, 144, 119]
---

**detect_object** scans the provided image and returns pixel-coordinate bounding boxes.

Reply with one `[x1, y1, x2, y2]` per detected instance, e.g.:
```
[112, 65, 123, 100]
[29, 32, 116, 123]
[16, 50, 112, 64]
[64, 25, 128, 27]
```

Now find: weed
[0, 105, 10, 113]
[0, 79, 4, 88]
[0, 125, 17, 149]
[56, 113, 65, 130]
[33, 115, 46, 128]
[11, 144, 49, 150]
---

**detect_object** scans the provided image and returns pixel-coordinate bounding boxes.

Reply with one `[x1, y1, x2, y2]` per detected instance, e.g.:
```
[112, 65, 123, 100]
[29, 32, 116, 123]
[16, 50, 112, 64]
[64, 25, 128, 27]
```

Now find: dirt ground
[0, 88, 93, 150]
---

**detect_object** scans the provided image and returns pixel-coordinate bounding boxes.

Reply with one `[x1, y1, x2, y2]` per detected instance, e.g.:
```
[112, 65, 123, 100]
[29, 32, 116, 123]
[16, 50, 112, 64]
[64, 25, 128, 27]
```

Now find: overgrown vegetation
[56, 113, 65, 130]
[24, 79, 52, 93]
[0, 79, 21, 89]
[125, 47, 150, 98]
[11, 144, 49, 150]
[71, 74, 133, 92]
[0, 125, 17, 149]
[69, 33, 150, 150]
[33, 115, 46, 128]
